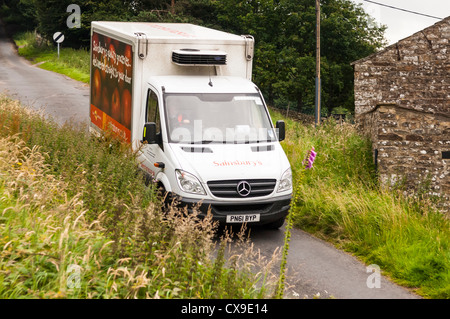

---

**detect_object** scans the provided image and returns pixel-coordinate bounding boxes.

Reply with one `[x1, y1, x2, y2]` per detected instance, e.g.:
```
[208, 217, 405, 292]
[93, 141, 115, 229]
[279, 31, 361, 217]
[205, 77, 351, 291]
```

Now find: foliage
[270, 109, 450, 299]
[0, 0, 37, 33]
[275, 146, 317, 298]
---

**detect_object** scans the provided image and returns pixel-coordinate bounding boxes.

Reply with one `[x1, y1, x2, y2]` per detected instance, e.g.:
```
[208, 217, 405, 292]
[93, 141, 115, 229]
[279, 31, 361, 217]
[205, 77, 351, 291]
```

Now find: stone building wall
[353, 17, 450, 211]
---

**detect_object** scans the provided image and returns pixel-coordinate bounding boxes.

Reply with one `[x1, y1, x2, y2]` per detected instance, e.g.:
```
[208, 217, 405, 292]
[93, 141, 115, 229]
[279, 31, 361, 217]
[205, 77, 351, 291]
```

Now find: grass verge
[271, 110, 450, 299]
[13, 31, 90, 83]
[0, 95, 279, 298]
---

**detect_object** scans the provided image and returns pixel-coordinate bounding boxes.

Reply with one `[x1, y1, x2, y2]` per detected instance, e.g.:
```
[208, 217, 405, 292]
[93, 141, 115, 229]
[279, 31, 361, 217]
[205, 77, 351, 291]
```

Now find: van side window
[146, 90, 161, 134]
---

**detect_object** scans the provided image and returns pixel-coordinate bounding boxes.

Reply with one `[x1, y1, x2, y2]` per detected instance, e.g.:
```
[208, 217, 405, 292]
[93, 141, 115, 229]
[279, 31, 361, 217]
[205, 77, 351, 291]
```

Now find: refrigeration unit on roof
[172, 49, 227, 66]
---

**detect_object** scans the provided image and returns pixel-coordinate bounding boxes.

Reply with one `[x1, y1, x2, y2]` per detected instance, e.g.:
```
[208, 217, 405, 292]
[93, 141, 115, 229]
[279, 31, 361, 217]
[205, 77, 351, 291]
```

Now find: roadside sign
[53, 32, 64, 43]
[53, 32, 64, 58]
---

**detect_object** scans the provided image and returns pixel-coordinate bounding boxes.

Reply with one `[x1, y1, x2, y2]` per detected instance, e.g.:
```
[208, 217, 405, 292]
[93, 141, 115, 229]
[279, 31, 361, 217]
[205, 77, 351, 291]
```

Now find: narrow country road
[250, 226, 419, 299]
[0, 23, 89, 126]
[0, 22, 420, 299]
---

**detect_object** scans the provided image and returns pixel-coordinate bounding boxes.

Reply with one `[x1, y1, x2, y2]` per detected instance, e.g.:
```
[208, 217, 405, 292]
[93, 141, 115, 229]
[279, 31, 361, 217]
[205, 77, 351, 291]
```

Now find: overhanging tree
[1, 0, 386, 114]
[212, 0, 386, 114]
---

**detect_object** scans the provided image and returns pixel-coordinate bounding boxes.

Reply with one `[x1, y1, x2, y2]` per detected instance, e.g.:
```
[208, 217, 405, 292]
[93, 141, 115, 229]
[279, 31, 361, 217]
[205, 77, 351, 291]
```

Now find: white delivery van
[89, 22, 292, 228]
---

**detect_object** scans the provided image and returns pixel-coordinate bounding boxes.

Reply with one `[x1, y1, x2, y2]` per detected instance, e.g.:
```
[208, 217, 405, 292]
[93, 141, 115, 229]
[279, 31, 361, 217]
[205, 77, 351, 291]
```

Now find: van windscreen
[164, 93, 276, 144]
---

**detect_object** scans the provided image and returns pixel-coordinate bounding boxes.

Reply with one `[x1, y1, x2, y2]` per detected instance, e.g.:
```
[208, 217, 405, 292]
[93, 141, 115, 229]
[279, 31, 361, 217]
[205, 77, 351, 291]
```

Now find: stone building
[352, 17, 450, 211]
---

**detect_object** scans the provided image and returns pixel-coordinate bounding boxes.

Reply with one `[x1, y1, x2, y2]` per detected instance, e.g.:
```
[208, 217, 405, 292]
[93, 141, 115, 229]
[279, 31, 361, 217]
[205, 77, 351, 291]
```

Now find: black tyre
[265, 217, 285, 229]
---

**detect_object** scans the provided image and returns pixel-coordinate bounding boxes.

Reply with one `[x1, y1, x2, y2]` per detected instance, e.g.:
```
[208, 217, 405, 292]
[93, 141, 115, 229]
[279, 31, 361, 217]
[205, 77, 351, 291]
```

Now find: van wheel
[265, 217, 285, 230]
[156, 184, 176, 213]
[156, 183, 168, 203]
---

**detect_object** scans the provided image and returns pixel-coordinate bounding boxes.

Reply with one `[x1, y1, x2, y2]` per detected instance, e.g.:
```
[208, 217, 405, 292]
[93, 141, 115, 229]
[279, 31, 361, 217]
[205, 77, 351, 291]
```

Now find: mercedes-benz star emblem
[237, 181, 251, 197]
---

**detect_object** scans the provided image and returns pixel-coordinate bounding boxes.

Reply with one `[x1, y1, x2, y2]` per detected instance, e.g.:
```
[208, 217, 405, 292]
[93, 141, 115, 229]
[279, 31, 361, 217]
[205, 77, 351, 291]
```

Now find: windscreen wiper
[190, 140, 215, 144]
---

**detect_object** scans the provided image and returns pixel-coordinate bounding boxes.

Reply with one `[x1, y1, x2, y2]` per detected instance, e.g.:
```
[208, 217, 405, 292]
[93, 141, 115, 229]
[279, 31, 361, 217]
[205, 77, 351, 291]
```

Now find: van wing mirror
[143, 122, 157, 144]
[276, 120, 285, 141]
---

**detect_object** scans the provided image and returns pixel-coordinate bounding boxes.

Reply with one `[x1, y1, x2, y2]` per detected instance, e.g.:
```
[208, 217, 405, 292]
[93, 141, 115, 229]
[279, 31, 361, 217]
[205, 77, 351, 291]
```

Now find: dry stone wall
[353, 17, 450, 211]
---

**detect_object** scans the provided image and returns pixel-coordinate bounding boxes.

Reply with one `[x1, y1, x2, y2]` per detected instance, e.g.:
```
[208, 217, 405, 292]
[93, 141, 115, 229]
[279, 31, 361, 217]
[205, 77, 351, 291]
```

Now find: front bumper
[174, 194, 292, 226]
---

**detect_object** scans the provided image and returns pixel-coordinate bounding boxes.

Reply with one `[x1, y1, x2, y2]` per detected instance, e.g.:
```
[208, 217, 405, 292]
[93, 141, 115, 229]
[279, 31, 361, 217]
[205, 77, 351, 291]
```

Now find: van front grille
[207, 179, 276, 198]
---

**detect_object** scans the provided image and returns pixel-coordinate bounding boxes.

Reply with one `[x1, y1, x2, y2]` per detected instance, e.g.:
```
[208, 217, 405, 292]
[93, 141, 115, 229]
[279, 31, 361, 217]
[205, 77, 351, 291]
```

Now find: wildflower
[303, 147, 317, 169]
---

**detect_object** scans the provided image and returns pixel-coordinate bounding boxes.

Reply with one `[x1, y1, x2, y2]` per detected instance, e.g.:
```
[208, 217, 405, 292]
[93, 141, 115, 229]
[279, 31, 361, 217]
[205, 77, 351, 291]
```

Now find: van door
[140, 88, 166, 185]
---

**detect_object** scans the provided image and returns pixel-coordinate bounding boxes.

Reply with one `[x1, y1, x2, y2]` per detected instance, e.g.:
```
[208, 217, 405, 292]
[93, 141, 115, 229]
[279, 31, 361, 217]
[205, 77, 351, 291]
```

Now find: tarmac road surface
[0, 22, 420, 299]
[249, 225, 419, 299]
[0, 23, 89, 126]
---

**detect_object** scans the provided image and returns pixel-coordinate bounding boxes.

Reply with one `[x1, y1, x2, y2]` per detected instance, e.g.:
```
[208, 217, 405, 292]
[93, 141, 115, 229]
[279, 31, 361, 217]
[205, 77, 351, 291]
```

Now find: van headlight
[277, 168, 292, 193]
[175, 169, 206, 195]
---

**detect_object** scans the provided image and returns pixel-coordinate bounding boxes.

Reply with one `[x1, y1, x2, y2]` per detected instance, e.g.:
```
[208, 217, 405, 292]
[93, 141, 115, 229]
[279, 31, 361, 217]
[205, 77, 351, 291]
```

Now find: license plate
[226, 214, 260, 223]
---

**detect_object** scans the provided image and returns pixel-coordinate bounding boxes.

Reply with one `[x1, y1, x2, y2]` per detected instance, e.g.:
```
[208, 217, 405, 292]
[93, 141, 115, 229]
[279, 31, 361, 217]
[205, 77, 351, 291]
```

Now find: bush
[13, 32, 90, 83]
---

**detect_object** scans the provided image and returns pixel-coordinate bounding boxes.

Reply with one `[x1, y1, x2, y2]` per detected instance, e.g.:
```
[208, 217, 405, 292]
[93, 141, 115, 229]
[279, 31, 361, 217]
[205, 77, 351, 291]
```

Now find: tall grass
[271, 109, 450, 299]
[13, 32, 90, 83]
[0, 95, 279, 298]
